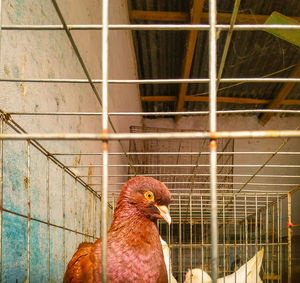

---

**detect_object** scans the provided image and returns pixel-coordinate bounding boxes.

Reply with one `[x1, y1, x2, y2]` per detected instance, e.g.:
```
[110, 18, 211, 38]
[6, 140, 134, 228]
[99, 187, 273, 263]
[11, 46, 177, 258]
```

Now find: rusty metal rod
[1, 130, 300, 140]
[2, 24, 300, 31]
[1, 77, 300, 84]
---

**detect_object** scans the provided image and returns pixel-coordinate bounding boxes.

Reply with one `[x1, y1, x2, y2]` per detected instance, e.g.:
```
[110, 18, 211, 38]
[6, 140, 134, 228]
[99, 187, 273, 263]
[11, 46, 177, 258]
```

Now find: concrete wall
[0, 0, 141, 281]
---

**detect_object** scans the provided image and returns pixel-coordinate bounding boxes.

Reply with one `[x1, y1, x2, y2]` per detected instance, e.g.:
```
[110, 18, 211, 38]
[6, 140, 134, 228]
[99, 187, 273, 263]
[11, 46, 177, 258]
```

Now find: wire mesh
[0, 0, 299, 282]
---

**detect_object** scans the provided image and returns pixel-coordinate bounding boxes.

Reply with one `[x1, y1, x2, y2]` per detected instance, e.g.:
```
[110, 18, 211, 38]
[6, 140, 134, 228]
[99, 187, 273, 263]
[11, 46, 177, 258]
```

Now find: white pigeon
[184, 248, 264, 283]
[160, 236, 178, 283]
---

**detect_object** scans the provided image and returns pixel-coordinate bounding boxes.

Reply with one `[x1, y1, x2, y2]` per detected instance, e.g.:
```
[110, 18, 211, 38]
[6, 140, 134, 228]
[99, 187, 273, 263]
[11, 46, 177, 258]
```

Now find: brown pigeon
[64, 176, 171, 283]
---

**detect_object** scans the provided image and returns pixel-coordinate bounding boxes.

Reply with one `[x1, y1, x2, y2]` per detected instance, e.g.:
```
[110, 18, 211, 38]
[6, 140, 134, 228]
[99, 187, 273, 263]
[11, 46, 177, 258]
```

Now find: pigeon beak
[155, 205, 171, 224]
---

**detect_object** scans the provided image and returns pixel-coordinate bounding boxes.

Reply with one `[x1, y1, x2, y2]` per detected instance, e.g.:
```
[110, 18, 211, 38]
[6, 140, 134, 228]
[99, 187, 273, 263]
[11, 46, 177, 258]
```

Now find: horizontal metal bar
[107, 189, 291, 195]
[1, 77, 300, 84]
[2, 24, 300, 31]
[79, 173, 300, 178]
[68, 164, 300, 168]
[1, 207, 95, 239]
[90, 181, 299, 187]
[108, 191, 288, 195]
[0, 130, 300, 140]
[167, 192, 288, 196]
[6, 109, 300, 116]
[51, 151, 300, 156]
[168, 243, 288, 248]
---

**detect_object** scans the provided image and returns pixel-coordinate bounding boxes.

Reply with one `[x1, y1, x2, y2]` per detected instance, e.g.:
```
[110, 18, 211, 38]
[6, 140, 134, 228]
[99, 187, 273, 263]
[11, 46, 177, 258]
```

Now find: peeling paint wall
[0, 0, 141, 281]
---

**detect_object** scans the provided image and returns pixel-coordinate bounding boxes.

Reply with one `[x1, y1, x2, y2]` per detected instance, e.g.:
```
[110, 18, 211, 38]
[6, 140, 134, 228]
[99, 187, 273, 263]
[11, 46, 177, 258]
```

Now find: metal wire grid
[158, 191, 291, 282]
[0, 115, 105, 282]
[0, 0, 299, 282]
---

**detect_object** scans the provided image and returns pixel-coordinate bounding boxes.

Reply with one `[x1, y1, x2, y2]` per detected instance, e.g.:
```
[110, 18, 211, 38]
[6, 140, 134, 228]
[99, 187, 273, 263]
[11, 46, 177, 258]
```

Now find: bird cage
[0, 0, 299, 282]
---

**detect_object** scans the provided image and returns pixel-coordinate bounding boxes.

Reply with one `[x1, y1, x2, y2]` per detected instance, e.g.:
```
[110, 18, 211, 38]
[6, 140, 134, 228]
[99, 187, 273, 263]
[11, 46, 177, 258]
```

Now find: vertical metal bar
[209, 0, 218, 278]
[259, 211, 262, 249]
[222, 197, 225, 280]
[62, 169, 66, 271]
[101, 0, 109, 281]
[168, 219, 171, 283]
[112, 194, 115, 212]
[201, 196, 204, 283]
[94, 193, 97, 239]
[279, 197, 282, 283]
[0, 116, 3, 278]
[190, 194, 193, 279]
[216, 0, 241, 86]
[0, 0, 3, 275]
[277, 194, 279, 283]
[74, 180, 78, 244]
[271, 204, 275, 283]
[266, 194, 269, 283]
[46, 158, 50, 282]
[241, 221, 243, 264]
[255, 194, 258, 283]
[250, 215, 252, 257]
[287, 192, 292, 283]
[234, 195, 237, 283]
[26, 141, 31, 282]
[179, 195, 182, 283]
[245, 195, 248, 283]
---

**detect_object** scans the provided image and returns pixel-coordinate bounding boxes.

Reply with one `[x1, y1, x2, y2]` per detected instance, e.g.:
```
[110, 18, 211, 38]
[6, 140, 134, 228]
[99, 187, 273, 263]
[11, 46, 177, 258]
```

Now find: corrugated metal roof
[128, 0, 300, 115]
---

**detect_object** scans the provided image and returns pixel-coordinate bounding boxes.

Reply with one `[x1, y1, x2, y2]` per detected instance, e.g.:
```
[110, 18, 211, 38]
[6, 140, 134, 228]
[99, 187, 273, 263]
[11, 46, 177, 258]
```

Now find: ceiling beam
[260, 63, 300, 125]
[176, 0, 205, 113]
[129, 10, 300, 24]
[129, 10, 189, 22]
[141, 96, 176, 102]
[141, 95, 300, 105]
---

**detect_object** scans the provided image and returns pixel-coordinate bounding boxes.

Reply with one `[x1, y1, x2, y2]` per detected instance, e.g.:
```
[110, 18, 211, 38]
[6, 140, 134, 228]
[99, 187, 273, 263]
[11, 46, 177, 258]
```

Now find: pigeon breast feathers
[64, 177, 171, 283]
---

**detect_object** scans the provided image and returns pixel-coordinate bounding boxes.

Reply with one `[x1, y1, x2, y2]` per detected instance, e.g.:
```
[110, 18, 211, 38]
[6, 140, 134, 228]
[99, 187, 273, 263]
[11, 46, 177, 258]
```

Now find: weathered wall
[0, 0, 141, 281]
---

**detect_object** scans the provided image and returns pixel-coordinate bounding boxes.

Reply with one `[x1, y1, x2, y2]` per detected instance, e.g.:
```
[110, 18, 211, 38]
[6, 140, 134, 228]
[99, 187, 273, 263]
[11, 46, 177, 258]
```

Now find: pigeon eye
[144, 191, 154, 201]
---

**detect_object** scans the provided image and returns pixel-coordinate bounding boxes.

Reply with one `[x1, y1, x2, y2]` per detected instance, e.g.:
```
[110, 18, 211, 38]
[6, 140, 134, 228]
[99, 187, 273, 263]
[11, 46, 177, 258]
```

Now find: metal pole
[101, 0, 109, 281]
[209, 0, 218, 281]
[266, 194, 269, 283]
[62, 169, 66, 271]
[201, 196, 204, 283]
[168, 219, 171, 283]
[255, 194, 258, 283]
[287, 192, 292, 283]
[272, 204, 275, 283]
[223, 197, 226, 280]
[1, 129, 300, 140]
[46, 158, 50, 282]
[280, 198, 282, 282]
[277, 194, 280, 283]
[245, 195, 248, 283]
[2, 23, 300, 31]
[234, 195, 237, 283]
[190, 194, 192, 281]
[179, 195, 182, 283]
[26, 141, 31, 282]
[0, 117, 3, 278]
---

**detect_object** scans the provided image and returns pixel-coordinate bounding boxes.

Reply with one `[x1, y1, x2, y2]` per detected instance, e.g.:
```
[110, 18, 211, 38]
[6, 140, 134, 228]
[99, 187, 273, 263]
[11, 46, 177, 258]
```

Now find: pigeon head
[116, 176, 171, 224]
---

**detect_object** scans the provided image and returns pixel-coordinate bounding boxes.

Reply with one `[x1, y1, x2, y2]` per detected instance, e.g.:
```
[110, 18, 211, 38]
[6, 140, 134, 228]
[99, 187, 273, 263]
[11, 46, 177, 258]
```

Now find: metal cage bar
[101, 0, 109, 281]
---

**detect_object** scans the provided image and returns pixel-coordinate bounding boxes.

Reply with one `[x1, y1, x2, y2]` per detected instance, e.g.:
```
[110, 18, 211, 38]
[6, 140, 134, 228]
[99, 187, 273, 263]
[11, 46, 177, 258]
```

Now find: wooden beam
[129, 10, 189, 22]
[176, 0, 205, 113]
[185, 96, 270, 104]
[141, 95, 300, 105]
[129, 10, 300, 24]
[141, 96, 176, 102]
[260, 63, 300, 125]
